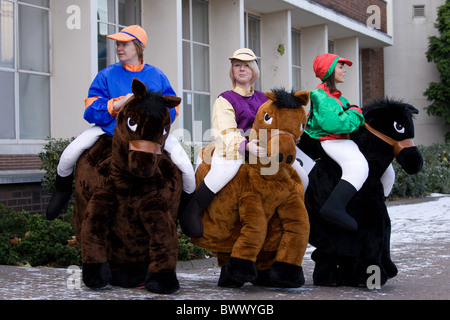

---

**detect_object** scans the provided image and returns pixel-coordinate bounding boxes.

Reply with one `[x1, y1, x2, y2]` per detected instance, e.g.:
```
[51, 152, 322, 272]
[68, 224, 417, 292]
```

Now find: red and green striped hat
[313, 53, 353, 81]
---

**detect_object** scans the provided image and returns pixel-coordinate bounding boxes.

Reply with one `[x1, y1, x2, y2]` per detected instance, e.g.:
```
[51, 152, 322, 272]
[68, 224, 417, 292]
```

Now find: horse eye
[128, 118, 138, 132]
[394, 121, 405, 134]
[264, 113, 273, 125]
[300, 123, 305, 131]
[163, 125, 170, 135]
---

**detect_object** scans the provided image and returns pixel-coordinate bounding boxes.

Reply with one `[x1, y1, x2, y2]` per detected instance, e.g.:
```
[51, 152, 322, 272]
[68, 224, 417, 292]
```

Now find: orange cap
[107, 25, 147, 48]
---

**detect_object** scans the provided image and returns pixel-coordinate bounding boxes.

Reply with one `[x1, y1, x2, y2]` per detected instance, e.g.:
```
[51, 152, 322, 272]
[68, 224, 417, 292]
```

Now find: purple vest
[219, 90, 268, 134]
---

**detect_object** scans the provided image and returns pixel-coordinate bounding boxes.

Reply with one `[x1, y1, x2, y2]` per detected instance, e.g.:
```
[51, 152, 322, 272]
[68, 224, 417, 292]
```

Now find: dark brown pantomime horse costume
[73, 79, 182, 294]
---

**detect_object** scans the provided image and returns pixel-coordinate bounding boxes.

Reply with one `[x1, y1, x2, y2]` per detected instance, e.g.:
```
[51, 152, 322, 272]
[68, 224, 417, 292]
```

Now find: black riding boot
[46, 173, 74, 220]
[319, 179, 358, 231]
[178, 181, 215, 238]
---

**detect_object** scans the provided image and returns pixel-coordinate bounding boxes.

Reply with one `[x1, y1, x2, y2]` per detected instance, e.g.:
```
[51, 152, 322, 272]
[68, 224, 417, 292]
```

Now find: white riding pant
[320, 139, 369, 191]
[203, 151, 245, 194]
[381, 163, 395, 197]
[57, 125, 196, 194]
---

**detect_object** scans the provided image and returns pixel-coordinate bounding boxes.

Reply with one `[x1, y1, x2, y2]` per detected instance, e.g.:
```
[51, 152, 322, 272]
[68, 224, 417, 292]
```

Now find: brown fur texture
[191, 89, 310, 287]
[73, 79, 182, 293]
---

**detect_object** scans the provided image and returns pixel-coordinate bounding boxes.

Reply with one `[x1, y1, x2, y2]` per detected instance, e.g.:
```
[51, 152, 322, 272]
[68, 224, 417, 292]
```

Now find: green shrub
[39, 137, 75, 195]
[0, 204, 80, 267]
[391, 143, 450, 199]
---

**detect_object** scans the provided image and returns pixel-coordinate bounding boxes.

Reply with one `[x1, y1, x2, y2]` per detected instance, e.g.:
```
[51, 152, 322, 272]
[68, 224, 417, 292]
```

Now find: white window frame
[244, 12, 262, 91]
[95, 0, 142, 72]
[0, 0, 51, 154]
[182, 0, 210, 144]
[291, 28, 302, 91]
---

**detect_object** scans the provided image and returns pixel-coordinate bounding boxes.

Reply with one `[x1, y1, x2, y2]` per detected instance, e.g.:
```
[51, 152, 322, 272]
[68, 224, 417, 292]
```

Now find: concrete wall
[51, 0, 93, 139]
[384, 0, 447, 145]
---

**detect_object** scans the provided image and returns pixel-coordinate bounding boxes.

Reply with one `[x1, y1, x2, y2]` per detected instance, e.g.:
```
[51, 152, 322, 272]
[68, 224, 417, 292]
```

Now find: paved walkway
[0, 196, 449, 304]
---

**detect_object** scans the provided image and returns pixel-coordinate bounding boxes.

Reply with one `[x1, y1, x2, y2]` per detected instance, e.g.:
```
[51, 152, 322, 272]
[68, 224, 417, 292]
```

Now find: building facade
[0, 0, 438, 213]
[384, 0, 447, 146]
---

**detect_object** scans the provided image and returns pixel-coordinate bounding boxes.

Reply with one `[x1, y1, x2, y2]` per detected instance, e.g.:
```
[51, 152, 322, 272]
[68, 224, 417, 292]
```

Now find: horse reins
[116, 127, 162, 155]
[364, 123, 415, 157]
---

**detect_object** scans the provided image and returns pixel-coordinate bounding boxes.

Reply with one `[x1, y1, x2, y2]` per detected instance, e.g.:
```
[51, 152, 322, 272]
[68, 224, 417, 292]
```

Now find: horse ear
[265, 91, 277, 101]
[131, 78, 148, 101]
[163, 95, 182, 109]
[294, 91, 310, 106]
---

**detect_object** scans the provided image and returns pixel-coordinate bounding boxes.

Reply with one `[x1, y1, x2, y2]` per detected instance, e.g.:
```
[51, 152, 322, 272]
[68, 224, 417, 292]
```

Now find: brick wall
[0, 183, 50, 215]
[0, 155, 42, 171]
[312, 0, 387, 33]
[361, 48, 385, 105]
[0, 154, 49, 214]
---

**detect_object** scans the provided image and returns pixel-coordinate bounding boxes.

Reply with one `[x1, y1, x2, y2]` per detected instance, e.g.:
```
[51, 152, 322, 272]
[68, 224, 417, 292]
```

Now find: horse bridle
[116, 127, 162, 155]
[364, 123, 415, 157]
[253, 123, 300, 145]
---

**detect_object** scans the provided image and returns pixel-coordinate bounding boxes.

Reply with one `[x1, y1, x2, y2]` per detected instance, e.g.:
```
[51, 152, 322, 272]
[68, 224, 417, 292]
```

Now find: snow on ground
[387, 195, 450, 280]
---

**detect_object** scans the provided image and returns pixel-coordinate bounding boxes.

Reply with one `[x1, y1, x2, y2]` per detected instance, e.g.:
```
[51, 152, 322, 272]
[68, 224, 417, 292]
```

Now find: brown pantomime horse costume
[191, 89, 310, 288]
[73, 79, 182, 294]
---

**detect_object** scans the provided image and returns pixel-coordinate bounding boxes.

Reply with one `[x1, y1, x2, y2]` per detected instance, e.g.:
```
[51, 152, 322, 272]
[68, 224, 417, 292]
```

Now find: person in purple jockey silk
[179, 48, 308, 238]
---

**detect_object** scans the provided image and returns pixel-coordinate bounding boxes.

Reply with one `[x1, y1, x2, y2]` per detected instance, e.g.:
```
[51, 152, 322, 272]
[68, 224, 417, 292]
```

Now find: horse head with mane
[298, 97, 423, 287]
[191, 89, 311, 288]
[73, 79, 183, 294]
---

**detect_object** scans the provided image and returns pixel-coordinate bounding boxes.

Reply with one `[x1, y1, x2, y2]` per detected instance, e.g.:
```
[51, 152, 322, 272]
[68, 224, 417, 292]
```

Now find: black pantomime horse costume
[298, 98, 423, 286]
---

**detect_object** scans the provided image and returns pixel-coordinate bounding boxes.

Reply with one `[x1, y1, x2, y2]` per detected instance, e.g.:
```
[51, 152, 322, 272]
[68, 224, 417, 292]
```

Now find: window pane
[20, 0, 49, 8]
[0, 0, 14, 69]
[292, 29, 301, 67]
[119, 0, 141, 26]
[193, 93, 211, 142]
[293, 67, 301, 91]
[0, 71, 15, 139]
[19, 73, 50, 139]
[193, 43, 209, 92]
[192, 0, 208, 44]
[182, 0, 190, 40]
[19, 4, 49, 73]
[98, 22, 116, 71]
[98, 0, 115, 22]
[247, 15, 261, 56]
[182, 41, 191, 90]
[183, 92, 193, 140]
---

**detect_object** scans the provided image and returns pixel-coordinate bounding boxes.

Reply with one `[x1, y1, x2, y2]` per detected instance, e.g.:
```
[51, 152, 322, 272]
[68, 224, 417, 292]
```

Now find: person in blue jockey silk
[46, 25, 195, 220]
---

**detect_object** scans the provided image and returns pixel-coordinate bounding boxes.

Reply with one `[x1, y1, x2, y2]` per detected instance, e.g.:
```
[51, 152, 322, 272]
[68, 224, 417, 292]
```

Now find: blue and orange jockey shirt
[84, 62, 179, 136]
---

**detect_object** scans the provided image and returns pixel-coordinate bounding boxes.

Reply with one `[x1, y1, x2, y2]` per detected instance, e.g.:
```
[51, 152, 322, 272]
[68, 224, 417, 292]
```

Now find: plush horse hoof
[144, 271, 180, 294]
[251, 269, 272, 287]
[110, 262, 148, 288]
[269, 261, 305, 288]
[218, 266, 244, 288]
[82, 262, 112, 288]
[225, 257, 257, 283]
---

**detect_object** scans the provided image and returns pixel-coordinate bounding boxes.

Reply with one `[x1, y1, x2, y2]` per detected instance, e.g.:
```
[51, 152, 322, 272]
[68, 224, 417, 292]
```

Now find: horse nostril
[132, 168, 140, 175]
[143, 170, 151, 177]
[277, 153, 284, 163]
[286, 155, 294, 164]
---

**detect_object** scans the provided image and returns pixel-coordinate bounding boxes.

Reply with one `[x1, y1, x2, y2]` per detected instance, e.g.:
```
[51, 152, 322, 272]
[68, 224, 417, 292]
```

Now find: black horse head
[113, 79, 181, 177]
[359, 98, 423, 174]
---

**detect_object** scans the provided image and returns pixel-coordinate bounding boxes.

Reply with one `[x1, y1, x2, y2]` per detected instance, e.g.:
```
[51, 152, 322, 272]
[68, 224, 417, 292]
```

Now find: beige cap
[229, 48, 257, 61]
